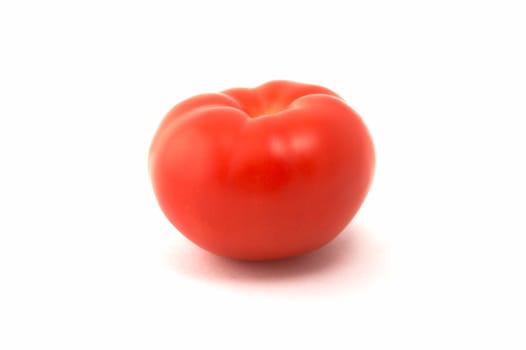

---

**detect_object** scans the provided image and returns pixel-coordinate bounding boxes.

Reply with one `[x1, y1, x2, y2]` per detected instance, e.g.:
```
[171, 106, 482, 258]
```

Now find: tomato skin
[149, 81, 375, 260]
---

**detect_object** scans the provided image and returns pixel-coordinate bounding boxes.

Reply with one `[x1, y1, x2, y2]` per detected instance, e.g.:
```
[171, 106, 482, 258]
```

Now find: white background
[1, 0, 525, 348]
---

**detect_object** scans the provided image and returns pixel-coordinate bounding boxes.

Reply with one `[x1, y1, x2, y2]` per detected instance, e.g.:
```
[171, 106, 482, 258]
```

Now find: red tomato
[149, 80, 375, 260]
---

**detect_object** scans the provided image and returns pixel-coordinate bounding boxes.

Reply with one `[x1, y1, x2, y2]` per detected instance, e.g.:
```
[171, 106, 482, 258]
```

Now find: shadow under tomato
[165, 223, 382, 293]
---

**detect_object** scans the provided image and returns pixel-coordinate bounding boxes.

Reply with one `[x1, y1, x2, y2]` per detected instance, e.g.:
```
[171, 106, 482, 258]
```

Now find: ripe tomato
[149, 80, 375, 260]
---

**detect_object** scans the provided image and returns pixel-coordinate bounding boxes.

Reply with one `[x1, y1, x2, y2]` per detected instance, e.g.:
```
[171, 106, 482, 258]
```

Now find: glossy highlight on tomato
[149, 80, 375, 260]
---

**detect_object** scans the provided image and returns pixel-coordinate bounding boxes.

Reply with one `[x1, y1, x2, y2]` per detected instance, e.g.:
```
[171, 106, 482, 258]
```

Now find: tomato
[149, 80, 375, 260]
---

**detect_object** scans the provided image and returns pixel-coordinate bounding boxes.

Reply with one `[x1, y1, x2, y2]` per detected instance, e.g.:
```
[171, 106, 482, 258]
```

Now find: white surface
[1, 0, 525, 349]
